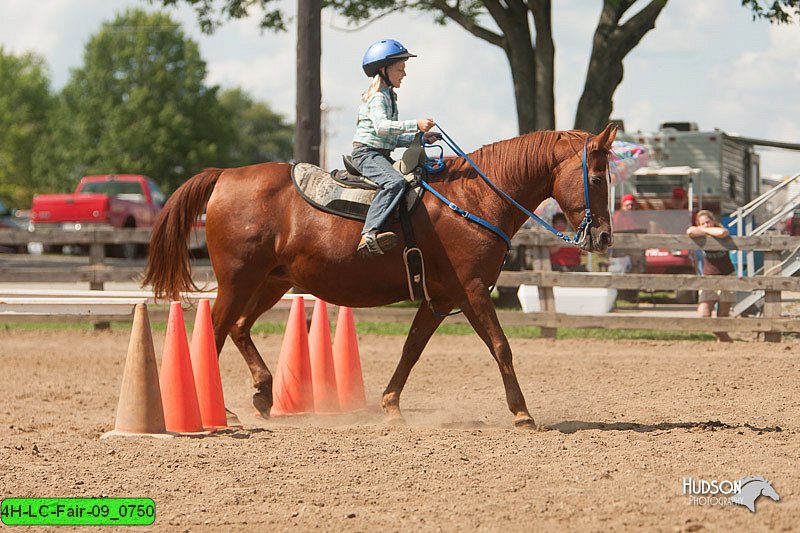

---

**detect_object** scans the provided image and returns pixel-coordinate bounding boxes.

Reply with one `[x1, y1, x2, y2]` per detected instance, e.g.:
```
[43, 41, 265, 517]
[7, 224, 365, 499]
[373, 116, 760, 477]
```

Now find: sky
[1, 0, 799, 178]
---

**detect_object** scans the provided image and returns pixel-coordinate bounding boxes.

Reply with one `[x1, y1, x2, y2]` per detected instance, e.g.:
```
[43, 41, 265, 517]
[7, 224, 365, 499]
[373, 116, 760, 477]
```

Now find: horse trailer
[619, 123, 761, 214]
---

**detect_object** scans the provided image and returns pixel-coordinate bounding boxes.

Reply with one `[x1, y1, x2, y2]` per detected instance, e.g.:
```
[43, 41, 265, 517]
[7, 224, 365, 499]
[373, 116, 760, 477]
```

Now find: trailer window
[727, 172, 736, 199]
[634, 175, 687, 196]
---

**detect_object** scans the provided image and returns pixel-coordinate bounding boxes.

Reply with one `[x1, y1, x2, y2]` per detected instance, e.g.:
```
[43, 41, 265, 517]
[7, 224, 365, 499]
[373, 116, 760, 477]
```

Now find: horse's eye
[590, 175, 603, 186]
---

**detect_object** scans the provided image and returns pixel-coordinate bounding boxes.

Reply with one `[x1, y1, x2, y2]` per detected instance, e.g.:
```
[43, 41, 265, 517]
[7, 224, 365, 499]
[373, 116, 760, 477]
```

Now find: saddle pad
[292, 163, 423, 222]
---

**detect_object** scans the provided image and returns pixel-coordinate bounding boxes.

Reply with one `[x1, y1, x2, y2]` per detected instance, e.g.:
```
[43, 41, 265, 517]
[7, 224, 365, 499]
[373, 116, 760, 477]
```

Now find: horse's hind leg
[212, 272, 291, 419]
[228, 279, 293, 418]
[460, 281, 535, 428]
[382, 302, 450, 423]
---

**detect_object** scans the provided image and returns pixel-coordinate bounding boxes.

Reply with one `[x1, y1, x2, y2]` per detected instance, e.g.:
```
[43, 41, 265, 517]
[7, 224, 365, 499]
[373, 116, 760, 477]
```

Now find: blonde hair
[361, 76, 385, 102]
[696, 210, 719, 226]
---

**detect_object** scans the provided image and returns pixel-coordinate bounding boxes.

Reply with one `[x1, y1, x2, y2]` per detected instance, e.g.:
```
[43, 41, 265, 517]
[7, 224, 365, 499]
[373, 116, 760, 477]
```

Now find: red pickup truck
[30, 174, 165, 257]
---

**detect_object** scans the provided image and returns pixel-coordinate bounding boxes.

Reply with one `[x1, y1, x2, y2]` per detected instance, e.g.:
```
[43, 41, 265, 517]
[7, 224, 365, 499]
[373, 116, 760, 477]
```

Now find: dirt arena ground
[2, 327, 799, 531]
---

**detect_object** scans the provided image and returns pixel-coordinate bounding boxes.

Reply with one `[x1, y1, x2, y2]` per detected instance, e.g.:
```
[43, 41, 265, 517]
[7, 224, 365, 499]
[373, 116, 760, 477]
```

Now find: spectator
[549, 213, 584, 272]
[669, 187, 688, 210]
[785, 208, 800, 236]
[686, 209, 734, 342]
[621, 194, 637, 211]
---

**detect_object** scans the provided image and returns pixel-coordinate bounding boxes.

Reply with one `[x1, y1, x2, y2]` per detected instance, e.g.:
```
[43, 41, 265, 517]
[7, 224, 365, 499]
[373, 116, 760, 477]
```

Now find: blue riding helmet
[362, 39, 416, 78]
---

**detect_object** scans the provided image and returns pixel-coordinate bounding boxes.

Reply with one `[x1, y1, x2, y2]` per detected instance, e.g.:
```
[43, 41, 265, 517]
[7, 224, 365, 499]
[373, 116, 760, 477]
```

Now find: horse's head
[761, 481, 780, 502]
[552, 123, 617, 252]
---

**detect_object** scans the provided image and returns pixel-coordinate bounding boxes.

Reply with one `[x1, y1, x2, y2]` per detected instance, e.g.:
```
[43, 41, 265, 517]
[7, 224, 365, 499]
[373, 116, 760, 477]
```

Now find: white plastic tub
[517, 284, 617, 315]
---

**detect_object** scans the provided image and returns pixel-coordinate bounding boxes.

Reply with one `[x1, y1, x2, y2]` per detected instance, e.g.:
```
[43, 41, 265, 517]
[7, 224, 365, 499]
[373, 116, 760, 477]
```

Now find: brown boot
[357, 231, 399, 257]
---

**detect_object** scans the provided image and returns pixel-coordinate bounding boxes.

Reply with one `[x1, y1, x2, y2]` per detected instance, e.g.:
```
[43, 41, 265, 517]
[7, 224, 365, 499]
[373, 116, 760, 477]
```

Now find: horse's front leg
[382, 301, 450, 423]
[460, 280, 535, 429]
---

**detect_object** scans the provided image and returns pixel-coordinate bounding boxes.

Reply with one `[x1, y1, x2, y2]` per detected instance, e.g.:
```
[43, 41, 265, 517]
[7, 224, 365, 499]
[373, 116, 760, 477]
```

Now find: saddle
[292, 133, 428, 221]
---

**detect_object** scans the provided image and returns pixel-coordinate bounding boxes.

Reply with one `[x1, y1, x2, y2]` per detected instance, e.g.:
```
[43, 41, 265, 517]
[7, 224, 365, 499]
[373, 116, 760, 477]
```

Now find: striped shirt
[352, 87, 418, 151]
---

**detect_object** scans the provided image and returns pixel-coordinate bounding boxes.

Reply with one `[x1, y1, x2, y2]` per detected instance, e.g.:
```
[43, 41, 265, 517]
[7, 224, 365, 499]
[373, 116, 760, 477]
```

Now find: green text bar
[1, 498, 155, 526]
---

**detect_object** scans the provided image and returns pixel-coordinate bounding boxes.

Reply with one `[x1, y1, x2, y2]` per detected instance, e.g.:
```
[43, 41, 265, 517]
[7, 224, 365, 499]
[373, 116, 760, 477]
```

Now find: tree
[161, 0, 800, 136]
[33, 9, 233, 193]
[331, 0, 669, 134]
[296, 0, 322, 164]
[573, 1, 667, 133]
[162, 0, 321, 164]
[218, 88, 294, 165]
[742, 0, 800, 23]
[0, 48, 54, 207]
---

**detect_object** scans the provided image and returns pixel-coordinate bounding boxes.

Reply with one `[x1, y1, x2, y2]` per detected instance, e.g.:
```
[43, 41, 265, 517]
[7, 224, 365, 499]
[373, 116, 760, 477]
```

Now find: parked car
[0, 198, 27, 253]
[30, 174, 165, 258]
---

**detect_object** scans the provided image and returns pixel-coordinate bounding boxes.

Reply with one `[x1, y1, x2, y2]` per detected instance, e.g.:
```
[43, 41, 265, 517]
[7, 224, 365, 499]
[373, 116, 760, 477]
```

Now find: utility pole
[295, 0, 321, 164]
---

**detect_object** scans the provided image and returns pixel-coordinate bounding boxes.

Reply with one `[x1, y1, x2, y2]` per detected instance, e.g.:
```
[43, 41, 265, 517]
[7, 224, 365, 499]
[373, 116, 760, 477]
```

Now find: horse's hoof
[385, 414, 407, 427]
[252, 393, 272, 419]
[513, 416, 537, 429]
[225, 408, 242, 427]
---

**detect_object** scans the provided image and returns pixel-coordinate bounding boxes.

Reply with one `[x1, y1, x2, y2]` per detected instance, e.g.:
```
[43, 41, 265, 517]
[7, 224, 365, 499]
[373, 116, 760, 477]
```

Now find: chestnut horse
[143, 124, 617, 428]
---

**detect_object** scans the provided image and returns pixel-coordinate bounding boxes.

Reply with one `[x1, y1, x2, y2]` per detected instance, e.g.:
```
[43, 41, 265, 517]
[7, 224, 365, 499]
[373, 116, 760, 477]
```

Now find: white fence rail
[0, 292, 316, 316]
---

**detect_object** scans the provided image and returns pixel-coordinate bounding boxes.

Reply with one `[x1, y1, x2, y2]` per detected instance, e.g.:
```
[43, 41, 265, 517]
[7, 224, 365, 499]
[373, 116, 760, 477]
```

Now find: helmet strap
[378, 67, 393, 88]
[377, 67, 397, 116]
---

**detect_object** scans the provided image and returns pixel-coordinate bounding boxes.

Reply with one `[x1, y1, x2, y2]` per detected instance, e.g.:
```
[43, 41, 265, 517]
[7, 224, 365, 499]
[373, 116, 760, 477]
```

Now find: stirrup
[357, 231, 398, 257]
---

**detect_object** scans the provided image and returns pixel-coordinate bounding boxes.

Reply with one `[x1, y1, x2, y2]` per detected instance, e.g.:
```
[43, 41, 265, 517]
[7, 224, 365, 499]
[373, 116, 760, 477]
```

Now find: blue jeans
[352, 145, 406, 235]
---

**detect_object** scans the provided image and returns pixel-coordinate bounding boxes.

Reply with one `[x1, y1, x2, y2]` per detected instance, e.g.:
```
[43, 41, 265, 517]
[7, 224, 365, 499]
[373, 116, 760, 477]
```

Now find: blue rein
[421, 124, 593, 248]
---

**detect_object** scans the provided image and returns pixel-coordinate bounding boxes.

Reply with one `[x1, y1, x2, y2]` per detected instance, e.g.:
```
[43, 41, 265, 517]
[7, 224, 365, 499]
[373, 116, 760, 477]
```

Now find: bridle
[421, 124, 597, 249]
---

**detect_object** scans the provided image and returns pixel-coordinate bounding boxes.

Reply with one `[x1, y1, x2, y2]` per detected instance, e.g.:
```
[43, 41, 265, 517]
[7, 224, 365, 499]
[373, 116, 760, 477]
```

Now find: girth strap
[398, 198, 424, 301]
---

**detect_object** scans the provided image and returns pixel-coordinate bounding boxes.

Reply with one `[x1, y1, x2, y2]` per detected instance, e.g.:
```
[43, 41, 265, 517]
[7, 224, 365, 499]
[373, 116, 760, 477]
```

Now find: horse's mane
[442, 129, 588, 184]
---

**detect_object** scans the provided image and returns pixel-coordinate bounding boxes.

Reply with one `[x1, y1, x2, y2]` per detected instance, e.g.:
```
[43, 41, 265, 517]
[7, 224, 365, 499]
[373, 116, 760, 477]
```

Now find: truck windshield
[81, 181, 144, 201]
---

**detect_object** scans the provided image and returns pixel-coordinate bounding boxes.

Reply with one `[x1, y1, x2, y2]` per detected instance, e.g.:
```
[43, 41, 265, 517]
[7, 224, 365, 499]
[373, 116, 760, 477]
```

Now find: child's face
[386, 60, 407, 87]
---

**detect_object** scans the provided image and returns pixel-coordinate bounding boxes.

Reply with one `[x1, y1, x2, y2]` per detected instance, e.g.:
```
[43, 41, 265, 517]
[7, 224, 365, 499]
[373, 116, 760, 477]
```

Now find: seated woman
[549, 213, 585, 272]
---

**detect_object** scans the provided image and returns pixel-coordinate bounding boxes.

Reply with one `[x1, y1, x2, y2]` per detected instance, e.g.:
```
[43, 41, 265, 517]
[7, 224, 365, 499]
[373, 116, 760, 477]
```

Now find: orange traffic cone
[190, 299, 230, 429]
[271, 296, 315, 416]
[308, 299, 339, 414]
[332, 306, 366, 411]
[102, 304, 170, 439]
[159, 302, 207, 433]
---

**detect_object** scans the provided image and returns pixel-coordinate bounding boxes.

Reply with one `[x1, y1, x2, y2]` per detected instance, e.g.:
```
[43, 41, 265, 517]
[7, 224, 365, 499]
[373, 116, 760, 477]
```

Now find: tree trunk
[574, 0, 668, 133]
[295, 0, 321, 164]
[530, 0, 555, 131]
[429, 0, 539, 133]
[506, 41, 538, 134]
[574, 46, 624, 134]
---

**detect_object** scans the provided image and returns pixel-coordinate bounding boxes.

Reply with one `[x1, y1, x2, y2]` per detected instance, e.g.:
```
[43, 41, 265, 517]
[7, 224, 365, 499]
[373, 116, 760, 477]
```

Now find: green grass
[2, 319, 715, 341]
[355, 322, 713, 341]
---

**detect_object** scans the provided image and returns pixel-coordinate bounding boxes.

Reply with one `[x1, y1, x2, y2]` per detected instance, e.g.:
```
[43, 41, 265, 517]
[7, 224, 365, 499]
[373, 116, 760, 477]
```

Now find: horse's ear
[589, 123, 618, 151]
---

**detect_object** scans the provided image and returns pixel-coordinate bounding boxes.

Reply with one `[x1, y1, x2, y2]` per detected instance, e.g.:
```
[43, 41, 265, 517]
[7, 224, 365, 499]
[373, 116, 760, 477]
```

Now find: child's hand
[422, 131, 442, 143]
[417, 118, 435, 132]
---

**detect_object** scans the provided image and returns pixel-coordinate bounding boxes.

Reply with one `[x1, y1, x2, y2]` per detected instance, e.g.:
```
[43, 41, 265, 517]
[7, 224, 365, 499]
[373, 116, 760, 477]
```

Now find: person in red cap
[549, 213, 584, 272]
[669, 186, 688, 210]
[621, 194, 637, 211]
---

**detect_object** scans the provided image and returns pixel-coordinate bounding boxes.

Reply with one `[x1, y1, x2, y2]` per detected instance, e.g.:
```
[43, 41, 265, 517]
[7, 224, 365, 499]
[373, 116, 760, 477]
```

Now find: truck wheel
[495, 287, 522, 309]
[121, 242, 139, 260]
[117, 220, 140, 259]
[675, 290, 698, 304]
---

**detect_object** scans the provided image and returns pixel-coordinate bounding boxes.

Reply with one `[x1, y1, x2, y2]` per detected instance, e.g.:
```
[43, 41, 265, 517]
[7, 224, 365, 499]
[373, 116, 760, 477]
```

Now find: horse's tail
[142, 168, 224, 301]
